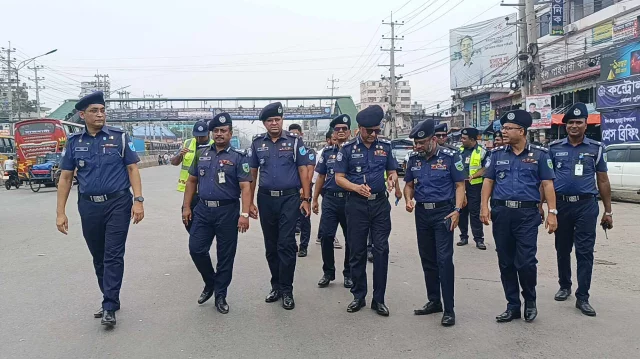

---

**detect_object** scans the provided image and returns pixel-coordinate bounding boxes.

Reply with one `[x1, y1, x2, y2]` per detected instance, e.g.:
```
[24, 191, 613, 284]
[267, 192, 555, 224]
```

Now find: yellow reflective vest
[177, 138, 213, 192]
[460, 145, 486, 185]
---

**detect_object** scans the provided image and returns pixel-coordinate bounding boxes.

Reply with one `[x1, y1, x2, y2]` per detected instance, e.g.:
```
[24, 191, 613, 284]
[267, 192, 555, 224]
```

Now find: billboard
[525, 94, 552, 129]
[107, 106, 332, 121]
[596, 74, 640, 110]
[599, 40, 640, 81]
[601, 109, 640, 145]
[550, 0, 564, 36]
[449, 14, 517, 89]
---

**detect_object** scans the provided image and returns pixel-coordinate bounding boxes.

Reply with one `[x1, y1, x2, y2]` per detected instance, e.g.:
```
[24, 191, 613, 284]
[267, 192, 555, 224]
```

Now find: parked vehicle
[605, 142, 640, 200]
[391, 139, 413, 176]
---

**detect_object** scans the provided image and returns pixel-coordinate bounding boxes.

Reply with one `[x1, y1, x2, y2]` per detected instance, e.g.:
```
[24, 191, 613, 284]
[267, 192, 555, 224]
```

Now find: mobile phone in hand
[443, 217, 453, 232]
[395, 197, 400, 206]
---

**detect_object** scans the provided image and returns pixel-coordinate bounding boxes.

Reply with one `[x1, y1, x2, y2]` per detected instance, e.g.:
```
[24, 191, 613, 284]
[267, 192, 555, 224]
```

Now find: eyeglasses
[361, 128, 381, 135]
[333, 126, 349, 132]
[434, 134, 447, 138]
[501, 126, 523, 132]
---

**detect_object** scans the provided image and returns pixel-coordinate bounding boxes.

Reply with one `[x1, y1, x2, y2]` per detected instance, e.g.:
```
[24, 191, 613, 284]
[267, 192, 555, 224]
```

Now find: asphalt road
[1, 165, 639, 359]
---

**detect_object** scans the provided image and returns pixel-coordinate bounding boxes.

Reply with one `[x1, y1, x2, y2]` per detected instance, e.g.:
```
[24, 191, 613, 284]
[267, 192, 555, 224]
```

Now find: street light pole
[15, 49, 57, 120]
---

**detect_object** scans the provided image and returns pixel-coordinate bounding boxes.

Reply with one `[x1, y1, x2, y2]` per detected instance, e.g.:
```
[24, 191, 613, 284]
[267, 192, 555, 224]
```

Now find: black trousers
[319, 194, 350, 278]
[459, 182, 484, 243]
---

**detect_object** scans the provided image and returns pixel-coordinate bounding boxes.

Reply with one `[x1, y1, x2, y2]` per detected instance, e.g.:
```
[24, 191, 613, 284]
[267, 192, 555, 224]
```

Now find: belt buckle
[270, 190, 280, 197]
[424, 203, 436, 209]
[337, 193, 344, 198]
[505, 200, 519, 209]
[367, 193, 377, 200]
[207, 201, 219, 207]
[567, 196, 579, 203]
[92, 195, 106, 203]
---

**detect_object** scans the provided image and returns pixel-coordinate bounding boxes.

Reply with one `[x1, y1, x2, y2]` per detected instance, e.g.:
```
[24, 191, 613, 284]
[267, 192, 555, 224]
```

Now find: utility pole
[2, 42, 16, 122]
[28, 63, 45, 117]
[381, 12, 404, 139]
[518, 1, 529, 97]
[327, 74, 339, 106]
[525, 0, 542, 94]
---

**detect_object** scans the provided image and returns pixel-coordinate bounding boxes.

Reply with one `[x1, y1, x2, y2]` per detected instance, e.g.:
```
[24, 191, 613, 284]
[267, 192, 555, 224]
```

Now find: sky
[4, 0, 514, 135]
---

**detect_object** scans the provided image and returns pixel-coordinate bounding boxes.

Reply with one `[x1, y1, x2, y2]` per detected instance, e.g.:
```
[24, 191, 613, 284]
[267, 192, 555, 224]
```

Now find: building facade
[359, 79, 412, 136]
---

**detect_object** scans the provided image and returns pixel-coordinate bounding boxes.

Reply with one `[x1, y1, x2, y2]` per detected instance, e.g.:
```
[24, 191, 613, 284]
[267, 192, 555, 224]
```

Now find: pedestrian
[158, 154, 163, 166]
[312, 114, 353, 289]
[171, 121, 214, 233]
[493, 131, 504, 148]
[457, 127, 488, 250]
[181, 112, 252, 314]
[334, 105, 398, 317]
[163, 152, 170, 165]
[434, 123, 458, 151]
[480, 109, 558, 323]
[549, 103, 613, 317]
[313, 129, 342, 248]
[403, 119, 466, 326]
[248, 102, 311, 310]
[55, 91, 145, 327]
[288, 123, 315, 257]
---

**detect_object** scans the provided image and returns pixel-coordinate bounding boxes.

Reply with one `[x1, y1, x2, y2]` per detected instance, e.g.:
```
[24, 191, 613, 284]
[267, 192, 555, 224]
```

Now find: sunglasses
[333, 126, 349, 132]
[434, 134, 447, 138]
[361, 128, 381, 135]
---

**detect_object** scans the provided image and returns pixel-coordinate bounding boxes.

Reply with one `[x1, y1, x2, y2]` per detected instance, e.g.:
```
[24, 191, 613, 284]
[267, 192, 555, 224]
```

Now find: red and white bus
[13, 119, 84, 179]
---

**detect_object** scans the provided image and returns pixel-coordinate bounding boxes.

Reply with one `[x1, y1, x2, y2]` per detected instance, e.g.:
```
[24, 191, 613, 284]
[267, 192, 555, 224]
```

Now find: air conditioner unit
[564, 23, 578, 34]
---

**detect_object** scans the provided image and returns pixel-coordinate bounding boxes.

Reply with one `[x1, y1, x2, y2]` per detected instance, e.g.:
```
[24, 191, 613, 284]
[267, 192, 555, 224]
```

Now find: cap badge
[507, 113, 515, 120]
[278, 107, 283, 114]
[219, 117, 226, 123]
[343, 118, 348, 123]
[417, 131, 425, 137]
[198, 126, 204, 131]
[573, 108, 581, 116]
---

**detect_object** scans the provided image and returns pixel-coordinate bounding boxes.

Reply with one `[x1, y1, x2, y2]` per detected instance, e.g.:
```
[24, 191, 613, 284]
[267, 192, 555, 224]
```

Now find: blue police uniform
[484, 110, 555, 313]
[248, 102, 310, 296]
[60, 93, 140, 312]
[458, 127, 488, 246]
[405, 120, 466, 317]
[334, 106, 397, 306]
[549, 103, 607, 302]
[187, 113, 251, 300]
[296, 147, 317, 252]
[183, 120, 213, 234]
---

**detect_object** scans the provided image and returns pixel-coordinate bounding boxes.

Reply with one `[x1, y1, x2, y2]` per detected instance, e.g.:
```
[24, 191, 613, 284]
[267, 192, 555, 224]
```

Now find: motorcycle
[4, 171, 21, 190]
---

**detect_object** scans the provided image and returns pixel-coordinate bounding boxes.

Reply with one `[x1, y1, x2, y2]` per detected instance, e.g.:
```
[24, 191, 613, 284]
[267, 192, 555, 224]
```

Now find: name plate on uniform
[496, 160, 509, 165]
[199, 157, 211, 161]
[351, 154, 364, 158]
[556, 152, 569, 156]
[257, 147, 269, 152]
[75, 147, 89, 152]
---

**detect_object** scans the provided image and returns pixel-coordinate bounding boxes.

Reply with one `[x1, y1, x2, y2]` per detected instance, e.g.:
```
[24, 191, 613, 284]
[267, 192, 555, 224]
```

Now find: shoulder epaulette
[378, 138, 391, 145]
[491, 146, 505, 152]
[441, 148, 457, 157]
[231, 147, 246, 155]
[106, 125, 123, 132]
[344, 138, 357, 147]
[409, 151, 420, 158]
[550, 139, 563, 146]
[68, 132, 82, 139]
[286, 131, 298, 138]
[253, 133, 266, 140]
[532, 144, 549, 152]
[586, 138, 603, 146]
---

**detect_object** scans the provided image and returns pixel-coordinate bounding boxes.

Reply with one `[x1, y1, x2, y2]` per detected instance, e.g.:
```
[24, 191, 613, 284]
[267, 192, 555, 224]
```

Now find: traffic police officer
[404, 119, 466, 327]
[458, 127, 488, 250]
[480, 109, 557, 323]
[56, 91, 145, 327]
[248, 102, 311, 310]
[181, 113, 252, 314]
[549, 103, 613, 316]
[288, 123, 316, 257]
[434, 123, 457, 150]
[334, 105, 398, 317]
[313, 114, 353, 289]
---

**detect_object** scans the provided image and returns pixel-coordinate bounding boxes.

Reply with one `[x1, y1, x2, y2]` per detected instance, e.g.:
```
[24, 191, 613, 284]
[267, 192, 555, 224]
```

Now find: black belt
[350, 191, 388, 201]
[558, 194, 595, 203]
[491, 200, 539, 209]
[416, 201, 453, 210]
[258, 187, 299, 197]
[200, 199, 237, 208]
[80, 189, 129, 203]
[323, 190, 347, 198]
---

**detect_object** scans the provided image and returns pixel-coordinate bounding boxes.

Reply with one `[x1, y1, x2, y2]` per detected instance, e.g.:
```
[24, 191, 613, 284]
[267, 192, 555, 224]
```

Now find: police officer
[334, 105, 398, 317]
[404, 119, 466, 327]
[457, 127, 488, 250]
[172, 121, 214, 233]
[181, 113, 252, 314]
[313, 114, 353, 289]
[493, 131, 504, 148]
[549, 103, 613, 317]
[288, 123, 316, 257]
[434, 123, 457, 151]
[480, 109, 558, 323]
[248, 102, 311, 310]
[56, 91, 144, 327]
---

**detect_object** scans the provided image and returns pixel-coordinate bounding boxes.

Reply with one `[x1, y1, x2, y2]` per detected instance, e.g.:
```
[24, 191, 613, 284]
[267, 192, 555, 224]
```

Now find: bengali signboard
[107, 106, 332, 121]
[592, 22, 613, 46]
[526, 94, 553, 129]
[550, 0, 564, 36]
[540, 53, 600, 85]
[596, 75, 640, 110]
[449, 14, 517, 89]
[599, 40, 640, 81]
[601, 109, 640, 145]
[613, 19, 638, 44]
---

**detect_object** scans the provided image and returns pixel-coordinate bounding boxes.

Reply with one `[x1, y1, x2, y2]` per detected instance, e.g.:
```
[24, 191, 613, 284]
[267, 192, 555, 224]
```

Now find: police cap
[356, 105, 384, 128]
[461, 127, 479, 138]
[326, 128, 334, 139]
[75, 91, 105, 111]
[409, 119, 435, 140]
[330, 114, 351, 129]
[209, 112, 232, 130]
[259, 102, 284, 122]
[494, 130, 503, 139]
[499, 109, 532, 129]
[562, 103, 588, 123]
[434, 122, 448, 134]
[192, 121, 209, 136]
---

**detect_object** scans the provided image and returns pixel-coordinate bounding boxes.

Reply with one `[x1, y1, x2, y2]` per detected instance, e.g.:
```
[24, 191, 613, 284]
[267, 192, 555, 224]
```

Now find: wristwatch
[604, 212, 613, 217]
[134, 196, 144, 203]
[240, 213, 249, 218]
[454, 207, 462, 213]
[549, 209, 558, 215]
[304, 197, 312, 203]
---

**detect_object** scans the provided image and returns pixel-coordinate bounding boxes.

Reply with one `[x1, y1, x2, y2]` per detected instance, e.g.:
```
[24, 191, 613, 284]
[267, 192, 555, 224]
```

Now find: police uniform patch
[498, 171, 505, 179]
[485, 157, 491, 168]
[603, 152, 607, 162]
[337, 152, 343, 161]
[242, 163, 249, 173]
[61, 148, 66, 157]
[547, 159, 553, 169]
[259, 158, 265, 165]
[128, 142, 135, 151]
[309, 153, 315, 161]
[79, 160, 85, 168]
[356, 166, 362, 173]
[557, 162, 562, 169]
[299, 146, 307, 156]
[199, 168, 205, 176]
[455, 161, 464, 171]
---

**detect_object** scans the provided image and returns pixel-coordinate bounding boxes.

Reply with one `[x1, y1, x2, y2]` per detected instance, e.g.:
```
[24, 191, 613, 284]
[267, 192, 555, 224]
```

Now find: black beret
[499, 109, 532, 129]
[356, 105, 384, 127]
[192, 121, 209, 136]
[434, 122, 448, 133]
[494, 131, 503, 138]
[461, 127, 479, 138]
[409, 119, 435, 140]
[325, 128, 334, 139]
[209, 112, 232, 130]
[562, 103, 588, 123]
[330, 114, 351, 129]
[75, 91, 105, 111]
[259, 102, 284, 121]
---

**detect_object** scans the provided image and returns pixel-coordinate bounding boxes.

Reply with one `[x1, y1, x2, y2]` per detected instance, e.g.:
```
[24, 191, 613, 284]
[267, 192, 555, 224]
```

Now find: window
[368, 97, 377, 102]
[367, 90, 377, 94]
[572, 0, 614, 22]
[606, 148, 628, 162]
[595, 0, 614, 12]
[401, 105, 410, 109]
[400, 97, 411, 101]
[628, 148, 640, 163]
[17, 122, 55, 135]
[400, 90, 410, 93]
[539, 13, 550, 37]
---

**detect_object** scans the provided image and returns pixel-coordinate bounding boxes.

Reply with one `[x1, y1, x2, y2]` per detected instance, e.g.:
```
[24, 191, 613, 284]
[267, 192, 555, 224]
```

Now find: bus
[144, 139, 181, 154]
[13, 119, 84, 179]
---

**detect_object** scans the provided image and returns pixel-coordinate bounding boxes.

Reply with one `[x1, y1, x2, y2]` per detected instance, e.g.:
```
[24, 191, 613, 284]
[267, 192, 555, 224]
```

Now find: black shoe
[496, 309, 521, 323]
[343, 277, 353, 288]
[298, 247, 308, 257]
[197, 288, 214, 305]
[317, 274, 334, 287]
[576, 299, 596, 317]
[265, 290, 281, 303]
[441, 312, 456, 326]
[457, 239, 468, 246]
[414, 301, 443, 315]
[282, 293, 295, 310]
[367, 251, 374, 263]
[371, 300, 390, 317]
[524, 301, 537, 322]
[554, 288, 571, 301]
[215, 296, 229, 314]
[101, 310, 116, 327]
[476, 242, 487, 250]
[347, 298, 366, 313]
[94, 307, 104, 319]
